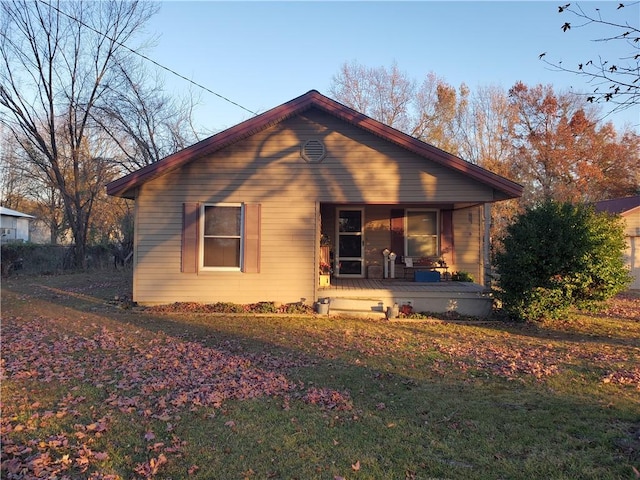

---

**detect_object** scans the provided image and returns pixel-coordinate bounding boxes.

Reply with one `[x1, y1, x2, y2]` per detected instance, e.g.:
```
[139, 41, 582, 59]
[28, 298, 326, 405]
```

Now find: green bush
[451, 271, 474, 282]
[248, 301, 279, 314]
[210, 302, 246, 313]
[494, 201, 631, 321]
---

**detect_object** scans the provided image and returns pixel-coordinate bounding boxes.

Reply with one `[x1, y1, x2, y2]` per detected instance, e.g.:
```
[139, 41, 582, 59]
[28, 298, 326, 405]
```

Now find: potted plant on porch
[319, 235, 332, 287]
[319, 261, 332, 286]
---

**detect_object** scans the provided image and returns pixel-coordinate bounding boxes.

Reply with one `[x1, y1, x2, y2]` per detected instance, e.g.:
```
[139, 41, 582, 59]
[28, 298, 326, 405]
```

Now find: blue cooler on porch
[414, 270, 441, 282]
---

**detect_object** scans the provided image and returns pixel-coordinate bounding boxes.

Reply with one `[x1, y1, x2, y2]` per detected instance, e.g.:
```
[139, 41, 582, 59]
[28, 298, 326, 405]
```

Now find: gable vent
[301, 139, 326, 163]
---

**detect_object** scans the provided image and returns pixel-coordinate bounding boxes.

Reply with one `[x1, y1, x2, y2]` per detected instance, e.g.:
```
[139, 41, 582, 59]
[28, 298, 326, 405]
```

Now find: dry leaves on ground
[1, 316, 351, 479]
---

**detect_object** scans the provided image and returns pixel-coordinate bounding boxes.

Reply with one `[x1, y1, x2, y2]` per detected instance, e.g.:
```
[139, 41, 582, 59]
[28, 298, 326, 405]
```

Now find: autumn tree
[541, 1, 640, 116]
[0, 131, 28, 211]
[508, 82, 639, 205]
[330, 61, 416, 135]
[453, 85, 522, 241]
[0, 129, 68, 243]
[330, 62, 470, 154]
[412, 74, 469, 155]
[455, 85, 516, 169]
[0, 0, 196, 267]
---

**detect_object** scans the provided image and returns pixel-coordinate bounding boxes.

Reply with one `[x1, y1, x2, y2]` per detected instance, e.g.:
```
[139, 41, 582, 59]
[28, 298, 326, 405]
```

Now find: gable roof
[106, 90, 523, 200]
[594, 195, 640, 215]
[0, 206, 35, 218]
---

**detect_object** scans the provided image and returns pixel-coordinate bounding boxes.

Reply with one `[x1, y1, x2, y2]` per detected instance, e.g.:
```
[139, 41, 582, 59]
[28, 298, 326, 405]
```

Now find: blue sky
[144, 1, 640, 134]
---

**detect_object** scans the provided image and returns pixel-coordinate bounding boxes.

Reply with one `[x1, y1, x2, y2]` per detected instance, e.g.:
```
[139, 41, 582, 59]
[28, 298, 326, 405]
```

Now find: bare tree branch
[0, 0, 158, 267]
[541, 1, 640, 117]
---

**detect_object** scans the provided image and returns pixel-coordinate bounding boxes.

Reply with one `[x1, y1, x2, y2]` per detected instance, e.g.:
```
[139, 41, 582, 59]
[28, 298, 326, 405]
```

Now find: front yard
[1, 270, 639, 479]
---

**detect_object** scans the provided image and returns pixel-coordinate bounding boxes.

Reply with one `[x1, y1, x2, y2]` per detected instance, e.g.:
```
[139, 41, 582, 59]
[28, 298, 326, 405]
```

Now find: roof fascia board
[620, 204, 640, 216]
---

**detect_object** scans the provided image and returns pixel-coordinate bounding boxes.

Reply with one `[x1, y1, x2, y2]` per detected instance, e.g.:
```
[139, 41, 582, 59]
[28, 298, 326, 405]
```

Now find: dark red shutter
[390, 209, 404, 263]
[441, 209, 455, 264]
[243, 204, 261, 273]
[182, 202, 199, 273]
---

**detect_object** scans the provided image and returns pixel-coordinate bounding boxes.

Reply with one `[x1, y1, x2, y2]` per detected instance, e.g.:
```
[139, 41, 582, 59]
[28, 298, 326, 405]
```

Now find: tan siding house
[107, 91, 523, 309]
[595, 196, 640, 290]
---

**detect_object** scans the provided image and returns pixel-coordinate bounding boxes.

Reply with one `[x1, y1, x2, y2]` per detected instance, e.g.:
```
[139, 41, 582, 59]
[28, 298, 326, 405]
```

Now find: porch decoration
[319, 242, 332, 286]
[319, 261, 332, 286]
[415, 270, 441, 282]
[400, 303, 413, 315]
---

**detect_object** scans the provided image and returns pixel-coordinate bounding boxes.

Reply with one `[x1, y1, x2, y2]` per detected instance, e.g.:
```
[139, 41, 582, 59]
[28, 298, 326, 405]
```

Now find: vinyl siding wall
[132, 109, 496, 305]
[622, 208, 640, 289]
[452, 205, 484, 284]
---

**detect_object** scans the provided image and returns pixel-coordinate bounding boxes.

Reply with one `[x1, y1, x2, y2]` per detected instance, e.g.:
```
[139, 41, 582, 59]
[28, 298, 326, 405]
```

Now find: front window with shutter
[201, 204, 242, 269]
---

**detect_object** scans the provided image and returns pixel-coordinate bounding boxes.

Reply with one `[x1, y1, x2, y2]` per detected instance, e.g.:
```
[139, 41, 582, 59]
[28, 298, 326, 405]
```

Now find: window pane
[339, 211, 361, 232]
[203, 238, 240, 267]
[204, 206, 240, 236]
[407, 211, 437, 257]
[407, 211, 436, 235]
[407, 236, 437, 257]
[339, 236, 361, 257]
[339, 260, 361, 275]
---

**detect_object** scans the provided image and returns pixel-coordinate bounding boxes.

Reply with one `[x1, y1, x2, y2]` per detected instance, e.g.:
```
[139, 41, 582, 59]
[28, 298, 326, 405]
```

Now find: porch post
[483, 203, 491, 287]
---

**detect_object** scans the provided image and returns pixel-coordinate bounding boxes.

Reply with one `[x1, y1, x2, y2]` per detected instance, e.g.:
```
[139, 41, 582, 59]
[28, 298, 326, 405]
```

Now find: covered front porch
[317, 277, 494, 318]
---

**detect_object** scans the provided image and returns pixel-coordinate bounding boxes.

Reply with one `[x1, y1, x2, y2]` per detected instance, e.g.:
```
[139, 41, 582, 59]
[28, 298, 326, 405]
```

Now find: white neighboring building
[1, 207, 35, 243]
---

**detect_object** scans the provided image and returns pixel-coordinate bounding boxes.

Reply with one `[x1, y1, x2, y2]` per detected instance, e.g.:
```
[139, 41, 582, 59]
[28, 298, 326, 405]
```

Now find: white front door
[336, 208, 364, 278]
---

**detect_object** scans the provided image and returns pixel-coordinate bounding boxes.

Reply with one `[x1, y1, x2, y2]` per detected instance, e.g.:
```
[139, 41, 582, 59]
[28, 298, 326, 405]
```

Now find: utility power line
[38, 0, 259, 117]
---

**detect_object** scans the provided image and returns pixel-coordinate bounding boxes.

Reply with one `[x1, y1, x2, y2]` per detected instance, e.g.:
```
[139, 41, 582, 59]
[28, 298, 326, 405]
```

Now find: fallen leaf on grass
[94, 451, 109, 461]
[242, 467, 255, 478]
[134, 453, 168, 478]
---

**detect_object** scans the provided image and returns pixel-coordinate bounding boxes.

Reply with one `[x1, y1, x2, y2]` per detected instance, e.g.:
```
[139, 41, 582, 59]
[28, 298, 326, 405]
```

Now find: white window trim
[199, 203, 244, 271]
[404, 208, 440, 258]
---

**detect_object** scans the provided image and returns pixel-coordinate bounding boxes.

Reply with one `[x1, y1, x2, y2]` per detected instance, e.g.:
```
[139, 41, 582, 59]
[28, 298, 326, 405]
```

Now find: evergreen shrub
[494, 201, 631, 321]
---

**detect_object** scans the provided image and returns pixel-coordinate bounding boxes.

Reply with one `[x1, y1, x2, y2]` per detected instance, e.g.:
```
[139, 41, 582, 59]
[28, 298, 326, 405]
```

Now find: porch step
[322, 297, 387, 318]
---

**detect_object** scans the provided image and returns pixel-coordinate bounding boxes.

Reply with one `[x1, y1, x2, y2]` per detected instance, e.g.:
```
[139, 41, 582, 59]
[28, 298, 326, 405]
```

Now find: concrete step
[319, 297, 387, 318]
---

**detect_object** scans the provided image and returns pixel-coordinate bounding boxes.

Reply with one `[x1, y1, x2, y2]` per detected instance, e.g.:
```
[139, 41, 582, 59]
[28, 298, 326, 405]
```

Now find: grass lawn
[1, 270, 639, 479]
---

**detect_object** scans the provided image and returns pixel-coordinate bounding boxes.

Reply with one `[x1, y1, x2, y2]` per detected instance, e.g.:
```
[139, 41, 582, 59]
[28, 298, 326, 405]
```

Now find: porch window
[201, 204, 242, 269]
[405, 209, 439, 258]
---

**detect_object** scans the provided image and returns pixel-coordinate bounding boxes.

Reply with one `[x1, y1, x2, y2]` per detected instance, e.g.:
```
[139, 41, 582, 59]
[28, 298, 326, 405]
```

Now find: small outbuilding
[0, 207, 35, 243]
